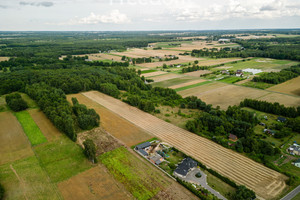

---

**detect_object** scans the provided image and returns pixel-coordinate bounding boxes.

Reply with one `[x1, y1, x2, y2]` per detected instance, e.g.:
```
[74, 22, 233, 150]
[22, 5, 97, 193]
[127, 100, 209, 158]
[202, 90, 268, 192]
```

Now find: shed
[229, 134, 238, 142]
[277, 117, 287, 123]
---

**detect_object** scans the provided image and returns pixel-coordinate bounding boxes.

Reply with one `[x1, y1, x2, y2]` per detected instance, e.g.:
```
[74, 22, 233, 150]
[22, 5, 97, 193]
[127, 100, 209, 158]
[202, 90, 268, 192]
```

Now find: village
[134, 140, 227, 200]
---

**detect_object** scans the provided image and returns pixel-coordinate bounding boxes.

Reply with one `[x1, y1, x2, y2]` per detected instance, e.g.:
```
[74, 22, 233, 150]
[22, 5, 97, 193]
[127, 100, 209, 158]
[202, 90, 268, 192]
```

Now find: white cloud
[170, 0, 300, 22]
[19, 1, 54, 7]
[49, 10, 131, 25]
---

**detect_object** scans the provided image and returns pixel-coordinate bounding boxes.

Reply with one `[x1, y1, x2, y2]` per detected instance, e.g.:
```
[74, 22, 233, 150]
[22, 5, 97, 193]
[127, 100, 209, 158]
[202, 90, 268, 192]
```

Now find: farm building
[135, 142, 151, 156]
[277, 117, 287, 123]
[288, 143, 300, 156]
[293, 159, 300, 168]
[174, 157, 197, 178]
[229, 134, 238, 142]
[264, 129, 275, 136]
[150, 154, 164, 165]
[235, 70, 243, 77]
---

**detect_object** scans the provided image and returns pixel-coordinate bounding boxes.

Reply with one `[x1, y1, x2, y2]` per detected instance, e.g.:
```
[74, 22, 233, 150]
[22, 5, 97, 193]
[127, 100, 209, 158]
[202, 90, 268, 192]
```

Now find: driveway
[180, 168, 227, 200]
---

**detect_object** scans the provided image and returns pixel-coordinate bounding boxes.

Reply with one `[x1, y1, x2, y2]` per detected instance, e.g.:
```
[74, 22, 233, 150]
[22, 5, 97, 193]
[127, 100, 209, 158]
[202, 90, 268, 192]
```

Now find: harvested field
[0, 112, 33, 165]
[151, 73, 183, 83]
[197, 58, 244, 66]
[185, 70, 212, 77]
[178, 82, 228, 98]
[257, 93, 300, 107]
[0, 57, 9, 61]
[169, 79, 207, 89]
[75, 53, 123, 62]
[164, 41, 225, 51]
[28, 109, 61, 141]
[58, 165, 131, 200]
[67, 93, 152, 146]
[143, 71, 167, 78]
[77, 127, 122, 156]
[83, 91, 288, 199]
[194, 85, 270, 109]
[267, 76, 300, 96]
[0, 156, 62, 200]
[113, 48, 182, 58]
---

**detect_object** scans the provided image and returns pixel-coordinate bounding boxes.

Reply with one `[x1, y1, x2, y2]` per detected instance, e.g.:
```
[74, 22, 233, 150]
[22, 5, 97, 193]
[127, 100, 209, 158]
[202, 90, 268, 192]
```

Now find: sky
[0, 0, 300, 31]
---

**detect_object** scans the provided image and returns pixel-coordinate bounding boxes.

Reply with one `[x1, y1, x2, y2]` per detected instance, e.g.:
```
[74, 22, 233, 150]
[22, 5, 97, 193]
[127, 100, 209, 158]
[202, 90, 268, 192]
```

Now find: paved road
[179, 168, 227, 200]
[281, 185, 300, 200]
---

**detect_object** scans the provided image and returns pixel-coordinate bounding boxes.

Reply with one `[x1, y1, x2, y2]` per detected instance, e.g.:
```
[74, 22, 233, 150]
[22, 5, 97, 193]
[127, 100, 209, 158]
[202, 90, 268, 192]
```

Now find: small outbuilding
[293, 159, 300, 168]
[229, 134, 238, 142]
[277, 117, 287, 123]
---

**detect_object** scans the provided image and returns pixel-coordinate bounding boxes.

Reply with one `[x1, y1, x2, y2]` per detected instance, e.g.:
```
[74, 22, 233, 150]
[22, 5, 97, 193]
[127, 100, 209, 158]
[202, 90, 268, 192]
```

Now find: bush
[83, 139, 97, 163]
[5, 93, 28, 112]
[233, 185, 256, 200]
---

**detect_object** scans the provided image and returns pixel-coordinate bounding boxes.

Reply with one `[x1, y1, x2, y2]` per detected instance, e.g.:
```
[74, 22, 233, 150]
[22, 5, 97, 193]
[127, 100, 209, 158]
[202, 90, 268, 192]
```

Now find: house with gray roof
[174, 157, 197, 178]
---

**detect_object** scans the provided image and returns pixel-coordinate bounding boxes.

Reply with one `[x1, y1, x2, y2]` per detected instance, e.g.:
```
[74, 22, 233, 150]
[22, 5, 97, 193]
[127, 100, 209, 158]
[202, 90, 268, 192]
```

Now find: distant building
[277, 117, 287, 123]
[229, 134, 238, 142]
[236, 70, 243, 77]
[174, 157, 197, 178]
[259, 122, 266, 126]
[218, 39, 230, 42]
[293, 159, 300, 168]
[264, 129, 275, 136]
[288, 143, 300, 156]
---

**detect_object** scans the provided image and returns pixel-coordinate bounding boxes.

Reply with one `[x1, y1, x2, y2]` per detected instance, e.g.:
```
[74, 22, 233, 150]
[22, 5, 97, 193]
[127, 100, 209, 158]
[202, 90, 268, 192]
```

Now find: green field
[219, 76, 244, 84]
[151, 76, 197, 88]
[242, 81, 274, 89]
[175, 81, 211, 92]
[211, 58, 298, 72]
[99, 147, 169, 200]
[0, 156, 62, 200]
[15, 111, 47, 146]
[34, 136, 93, 183]
[141, 69, 157, 74]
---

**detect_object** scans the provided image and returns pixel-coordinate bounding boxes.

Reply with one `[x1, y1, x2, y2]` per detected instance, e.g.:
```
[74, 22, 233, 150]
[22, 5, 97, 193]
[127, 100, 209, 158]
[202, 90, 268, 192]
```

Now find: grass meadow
[15, 111, 47, 146]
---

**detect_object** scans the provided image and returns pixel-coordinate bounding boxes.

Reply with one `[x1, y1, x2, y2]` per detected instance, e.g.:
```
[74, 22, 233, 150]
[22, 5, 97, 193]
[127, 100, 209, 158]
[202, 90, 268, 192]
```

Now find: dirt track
[83, 91, 288, 200]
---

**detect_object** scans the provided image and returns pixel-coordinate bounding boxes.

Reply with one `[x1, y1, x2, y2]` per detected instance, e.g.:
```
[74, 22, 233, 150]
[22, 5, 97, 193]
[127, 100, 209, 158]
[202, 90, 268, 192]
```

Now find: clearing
[28, 109, 61, 141]
[67, 93, 152, 146]
[58, 165, 132, 200]
[0, 112, 33, 165]
[15, 111, 47, 146]
[267, 76, 300, 96]
[77, 127, 122, 156]
[0, 57, 9, 61]
[83, 91, 288, 200]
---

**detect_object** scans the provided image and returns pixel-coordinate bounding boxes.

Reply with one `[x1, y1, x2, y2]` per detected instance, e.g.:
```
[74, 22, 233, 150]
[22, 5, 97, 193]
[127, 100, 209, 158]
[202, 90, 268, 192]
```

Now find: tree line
[253, 64, 300, 84]
[5, 93, 28, 112]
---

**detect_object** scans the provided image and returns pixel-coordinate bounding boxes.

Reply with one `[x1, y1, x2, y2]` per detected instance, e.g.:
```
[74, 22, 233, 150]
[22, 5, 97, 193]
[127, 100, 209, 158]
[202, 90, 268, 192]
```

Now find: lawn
[34, 136, 93, 183]
[205, 170, 236, 199]
[99, 146, 169, 200]
[175, 81, 210, 92]
[242, 81, 274, 89]
[15, 111, 47, 146]
[0, 156, 62, 200]
[20, 93, 38, 109]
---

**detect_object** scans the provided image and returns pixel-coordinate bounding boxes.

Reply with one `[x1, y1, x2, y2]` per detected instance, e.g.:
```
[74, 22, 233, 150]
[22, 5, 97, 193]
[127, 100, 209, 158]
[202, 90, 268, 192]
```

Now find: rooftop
[136, 142, 151, 150]
[174, 157, 197, 176]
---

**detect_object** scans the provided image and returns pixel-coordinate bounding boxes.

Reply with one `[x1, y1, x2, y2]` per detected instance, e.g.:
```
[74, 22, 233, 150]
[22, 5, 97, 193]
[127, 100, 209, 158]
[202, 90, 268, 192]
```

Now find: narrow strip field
[143, 71, 167, 77]
[175, 81, 211, 92]
[83, 91, 288, 200]
[151, 73, 183, 83]
[169, 79, 207, 89]
[15, 111, 47, 146]
[0, 112, 33, 165]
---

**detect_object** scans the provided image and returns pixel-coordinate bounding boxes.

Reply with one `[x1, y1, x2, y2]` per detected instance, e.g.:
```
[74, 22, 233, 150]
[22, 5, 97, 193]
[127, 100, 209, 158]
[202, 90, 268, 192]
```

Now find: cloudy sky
[1, 0, 300, 31]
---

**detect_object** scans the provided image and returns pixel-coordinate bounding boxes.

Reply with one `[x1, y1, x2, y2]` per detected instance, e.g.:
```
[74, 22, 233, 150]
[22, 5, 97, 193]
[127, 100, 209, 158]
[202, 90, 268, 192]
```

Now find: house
[135, 142, 151, 156]
[174, 157, 197, 178]
[288, 143, 300, 156]
[293, 159, 300, 168]
[277, 117, 287, 123]
[264, 116, 268, 120]
[264, 129, 275, 136]
[236, 70, 243, 77]
[229, 134, 238, 142]
[259, 122, 266, 126]
[150, 154, 164, 165]
[221, 70, 229, 75]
